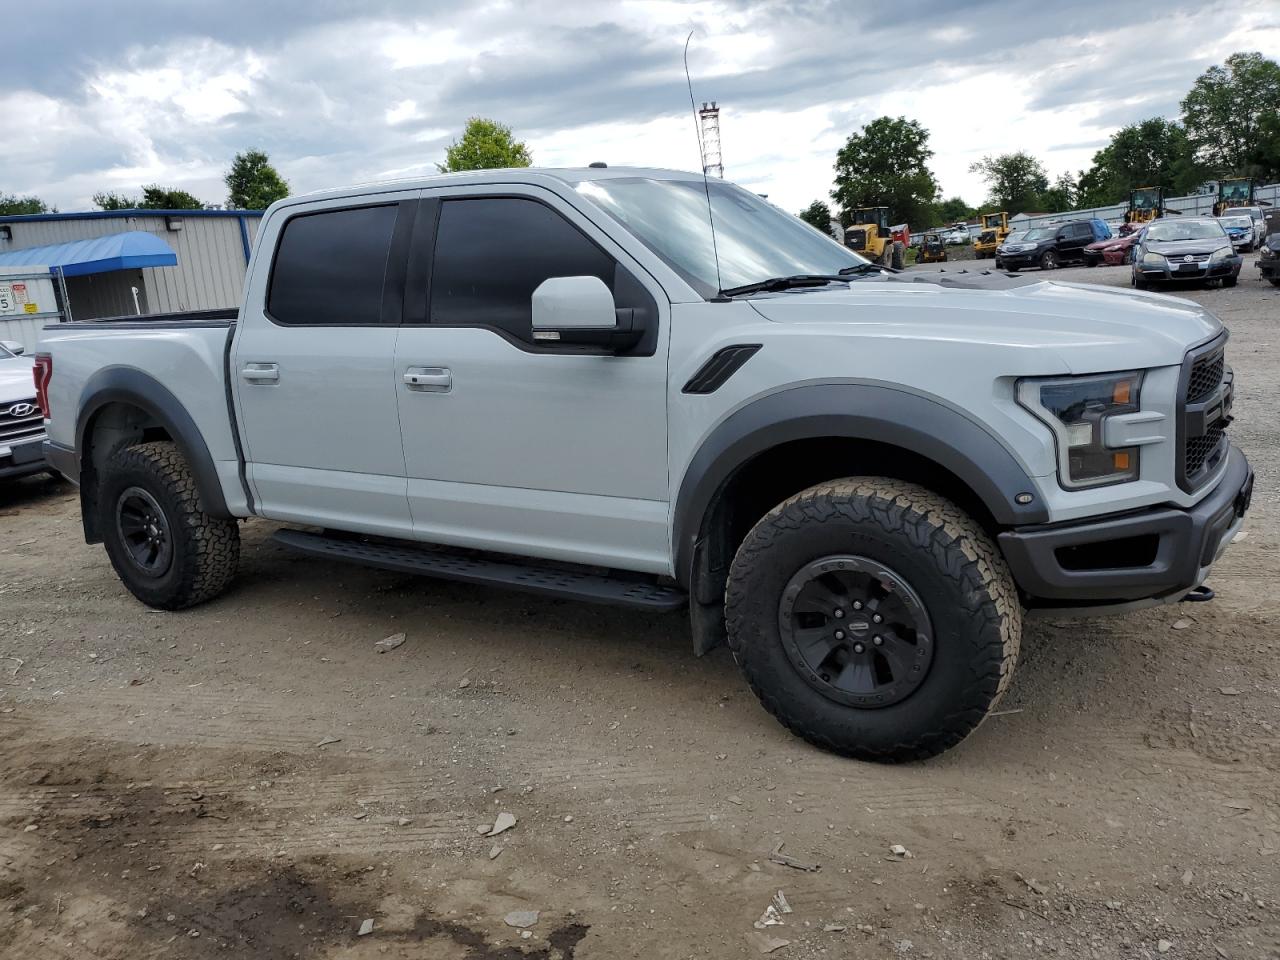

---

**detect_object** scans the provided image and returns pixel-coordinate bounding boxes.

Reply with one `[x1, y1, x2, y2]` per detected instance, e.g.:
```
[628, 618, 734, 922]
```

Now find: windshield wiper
[719, 274, 853, 297]
[838, 262, 900, 275]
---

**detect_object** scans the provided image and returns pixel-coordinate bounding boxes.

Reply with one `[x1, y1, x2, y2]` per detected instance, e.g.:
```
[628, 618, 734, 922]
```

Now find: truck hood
[0, 356, 36, 403]
[745, 273, 1220, 372]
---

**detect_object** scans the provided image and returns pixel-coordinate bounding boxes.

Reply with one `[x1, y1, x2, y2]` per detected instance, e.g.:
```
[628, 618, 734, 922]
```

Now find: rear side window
[430, 197, 616, 339]
[268, 204, 398, 325]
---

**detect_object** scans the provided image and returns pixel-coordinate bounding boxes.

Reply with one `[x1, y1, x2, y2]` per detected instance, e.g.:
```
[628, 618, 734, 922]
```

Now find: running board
[271, 529, 687, 612]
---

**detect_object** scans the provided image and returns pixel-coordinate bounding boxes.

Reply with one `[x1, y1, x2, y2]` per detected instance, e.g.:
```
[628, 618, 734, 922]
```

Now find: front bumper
[999, 445, 1252, 608]
[0, 436, 49, 480]
[1137, 255, 1242, 281]
[999, 252, 1038, 268]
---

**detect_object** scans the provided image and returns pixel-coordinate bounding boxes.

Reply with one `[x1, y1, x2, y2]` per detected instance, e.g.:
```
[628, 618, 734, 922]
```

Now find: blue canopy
[0, 231, 177, 277]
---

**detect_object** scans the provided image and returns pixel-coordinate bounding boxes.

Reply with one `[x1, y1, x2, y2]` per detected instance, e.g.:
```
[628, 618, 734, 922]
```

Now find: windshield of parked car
[1145, 219, 1228, 242]
[573, 177, 870, 298]
[1223, 207, 1259, 219]
[1003, 231, 1027, 244]
[1220, 216, 1253, 229]
[1022, 227, 1056, 241]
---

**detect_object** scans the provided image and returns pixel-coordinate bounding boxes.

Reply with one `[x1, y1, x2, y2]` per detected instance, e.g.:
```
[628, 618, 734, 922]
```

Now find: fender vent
[683, 344, 762, 394]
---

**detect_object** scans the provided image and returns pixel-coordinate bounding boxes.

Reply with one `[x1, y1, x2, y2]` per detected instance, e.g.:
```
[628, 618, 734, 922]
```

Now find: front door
[232, 193, 418, 535]
[392, 187, 671, 573]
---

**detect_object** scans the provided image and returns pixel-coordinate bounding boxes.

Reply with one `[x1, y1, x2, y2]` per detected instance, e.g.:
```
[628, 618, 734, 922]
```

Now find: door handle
[404, 366, 452, 392]
[242, 362, 279, 383]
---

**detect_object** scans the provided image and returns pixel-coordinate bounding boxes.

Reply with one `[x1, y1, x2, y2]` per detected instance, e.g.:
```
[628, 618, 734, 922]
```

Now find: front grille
[1171, 253, 1210, 263]
[1185, 425, 1225, 476]
[845, 229, 867, 251]
[1177, 339, 1230, 492]
[1187, 353, 1224, 403]
[0, 399, 44, 446]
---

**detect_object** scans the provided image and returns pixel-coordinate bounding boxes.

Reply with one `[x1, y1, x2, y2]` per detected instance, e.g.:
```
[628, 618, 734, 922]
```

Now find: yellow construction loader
[972, 211, 1009, 259]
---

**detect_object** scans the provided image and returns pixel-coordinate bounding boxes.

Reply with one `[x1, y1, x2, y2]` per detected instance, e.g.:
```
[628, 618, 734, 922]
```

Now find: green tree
[137, 185, 206, 209]
[0, 194, 54, 215]
[438, 117, 532, 173]
[1041, 172, 1078, 212]
[93, 191, 140, 210]
[225, 149, 290, 209]
[797, 200, 833, 232]
[1181, 51, 1280, 180]
[933, 196, 975, 225]
[1076, 118, 1201, 208]
[832, 116, 939, 229]
[968, 151, 1050, 213]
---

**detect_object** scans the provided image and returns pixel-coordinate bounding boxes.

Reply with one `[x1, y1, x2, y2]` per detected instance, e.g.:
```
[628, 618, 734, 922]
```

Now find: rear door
[391, 186, 671, 573]
[232, 193, 419, 535]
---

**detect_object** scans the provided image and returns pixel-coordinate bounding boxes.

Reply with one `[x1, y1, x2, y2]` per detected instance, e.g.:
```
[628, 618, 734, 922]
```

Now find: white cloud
[4, 0, 1278, 217]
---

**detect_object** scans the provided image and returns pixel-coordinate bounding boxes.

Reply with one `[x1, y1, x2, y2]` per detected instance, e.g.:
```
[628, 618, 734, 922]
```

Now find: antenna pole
[684, 29, 725, 298]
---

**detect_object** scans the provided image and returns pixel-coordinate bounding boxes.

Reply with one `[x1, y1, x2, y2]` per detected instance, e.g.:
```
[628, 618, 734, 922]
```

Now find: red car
[1084, 223, 1141, 266]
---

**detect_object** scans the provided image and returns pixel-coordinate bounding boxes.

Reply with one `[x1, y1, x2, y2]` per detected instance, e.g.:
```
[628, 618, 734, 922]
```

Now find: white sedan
[0, 340, 48, 480]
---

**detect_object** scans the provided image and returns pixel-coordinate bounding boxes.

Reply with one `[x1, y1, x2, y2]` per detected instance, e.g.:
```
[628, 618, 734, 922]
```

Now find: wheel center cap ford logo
[6, 402, 35, 418]
[1183, 255, 1194, 262]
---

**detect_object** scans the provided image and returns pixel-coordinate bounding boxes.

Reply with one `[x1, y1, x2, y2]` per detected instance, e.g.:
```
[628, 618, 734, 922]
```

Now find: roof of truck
[292, 166, 709, 205]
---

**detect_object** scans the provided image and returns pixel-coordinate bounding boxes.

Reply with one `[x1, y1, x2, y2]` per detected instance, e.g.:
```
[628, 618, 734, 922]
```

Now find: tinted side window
[268, 205, 398, 325]
[430, 197, 615, 339]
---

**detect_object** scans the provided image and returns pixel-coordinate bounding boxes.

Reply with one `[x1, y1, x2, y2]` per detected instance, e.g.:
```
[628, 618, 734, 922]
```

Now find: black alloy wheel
[115, 486, 175, 576]
[779, 555, 934, 708]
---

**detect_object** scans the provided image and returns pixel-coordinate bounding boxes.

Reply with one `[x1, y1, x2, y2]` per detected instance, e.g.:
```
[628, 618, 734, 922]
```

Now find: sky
[4, 0, 1278, 216]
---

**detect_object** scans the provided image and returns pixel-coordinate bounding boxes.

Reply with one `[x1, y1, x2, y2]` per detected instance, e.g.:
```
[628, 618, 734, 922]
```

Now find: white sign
[0, 269, 57, 316]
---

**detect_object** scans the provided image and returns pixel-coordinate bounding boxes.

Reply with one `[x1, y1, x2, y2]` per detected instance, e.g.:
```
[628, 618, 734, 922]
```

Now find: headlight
[1018, 372, 1143, 489]
[1210, 245, 1232, 263]
[1141, 252, 1164, 267]
[1262, 244, 1272, 256]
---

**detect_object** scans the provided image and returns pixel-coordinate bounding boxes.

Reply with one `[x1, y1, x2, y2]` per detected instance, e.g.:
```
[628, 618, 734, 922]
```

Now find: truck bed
[39, 308, 249, 515]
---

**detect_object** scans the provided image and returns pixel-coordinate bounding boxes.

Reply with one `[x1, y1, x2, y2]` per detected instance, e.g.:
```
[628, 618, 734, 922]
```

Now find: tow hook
[1181, 585, 1215, 603]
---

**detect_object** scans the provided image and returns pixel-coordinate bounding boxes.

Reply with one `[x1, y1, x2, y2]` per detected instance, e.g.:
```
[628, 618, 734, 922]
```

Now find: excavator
[842, 207, 900, 266]
[972, 211, 1009, 259]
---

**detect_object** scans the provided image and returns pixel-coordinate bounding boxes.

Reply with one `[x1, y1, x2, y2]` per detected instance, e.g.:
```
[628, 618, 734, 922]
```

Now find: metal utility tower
[698, 101, 723, 178]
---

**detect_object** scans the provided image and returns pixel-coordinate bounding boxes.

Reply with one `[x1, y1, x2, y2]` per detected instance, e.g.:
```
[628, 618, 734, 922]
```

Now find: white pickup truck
[38, 167, 1252, 761]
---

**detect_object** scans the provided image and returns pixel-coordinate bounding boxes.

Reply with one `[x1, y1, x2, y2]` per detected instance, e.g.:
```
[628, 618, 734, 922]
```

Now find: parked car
[1221, 206, 1265, 247]
[0, 340, 48, 480]
[941, 226, 971, 245]
[1084, 227, 1142, 267]
[38, 166, 1251, 763]
[996, 218, 1111, 271]
[1256, 232, 1280, 287]
[1132, 217, 1243, 289]
[1218, 215, 1256, 252]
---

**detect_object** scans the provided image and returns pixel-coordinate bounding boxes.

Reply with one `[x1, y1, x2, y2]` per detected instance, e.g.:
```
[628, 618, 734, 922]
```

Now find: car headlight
[1210, 245, 1232, 263]
[1017, 372, 1143, 489]
[1141, 252, 1164, 267]
[1262, 244, 1272, 256]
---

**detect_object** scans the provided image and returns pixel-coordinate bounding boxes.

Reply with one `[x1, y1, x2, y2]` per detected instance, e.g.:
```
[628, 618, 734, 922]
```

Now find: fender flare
[76, 366, 231, 519]
[672, 382, 1050, 588]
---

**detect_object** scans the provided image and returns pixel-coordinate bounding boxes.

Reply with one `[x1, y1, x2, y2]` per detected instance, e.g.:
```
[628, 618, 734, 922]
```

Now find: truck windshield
[574, 176, 869, 298]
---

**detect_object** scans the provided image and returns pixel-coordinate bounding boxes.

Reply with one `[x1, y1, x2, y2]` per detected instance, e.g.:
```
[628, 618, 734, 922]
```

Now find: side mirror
[531, 276, 641, 352]
[0, 340, 25, 356]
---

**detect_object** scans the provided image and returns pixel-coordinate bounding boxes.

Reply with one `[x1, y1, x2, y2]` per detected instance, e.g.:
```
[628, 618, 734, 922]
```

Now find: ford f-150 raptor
[37, 167, 1252, 761]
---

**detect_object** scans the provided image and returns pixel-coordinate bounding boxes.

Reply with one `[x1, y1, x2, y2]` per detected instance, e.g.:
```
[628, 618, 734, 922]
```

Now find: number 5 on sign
[0, 283, 14, 313]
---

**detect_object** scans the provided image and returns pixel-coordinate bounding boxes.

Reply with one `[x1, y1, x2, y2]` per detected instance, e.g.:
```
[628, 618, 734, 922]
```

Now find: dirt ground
[2, 261, 1277, 960]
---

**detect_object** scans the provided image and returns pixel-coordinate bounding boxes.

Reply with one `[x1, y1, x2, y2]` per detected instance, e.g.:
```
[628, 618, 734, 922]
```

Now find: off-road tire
[725, 479, 1021, 762]
[98, 441, 239, 610]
